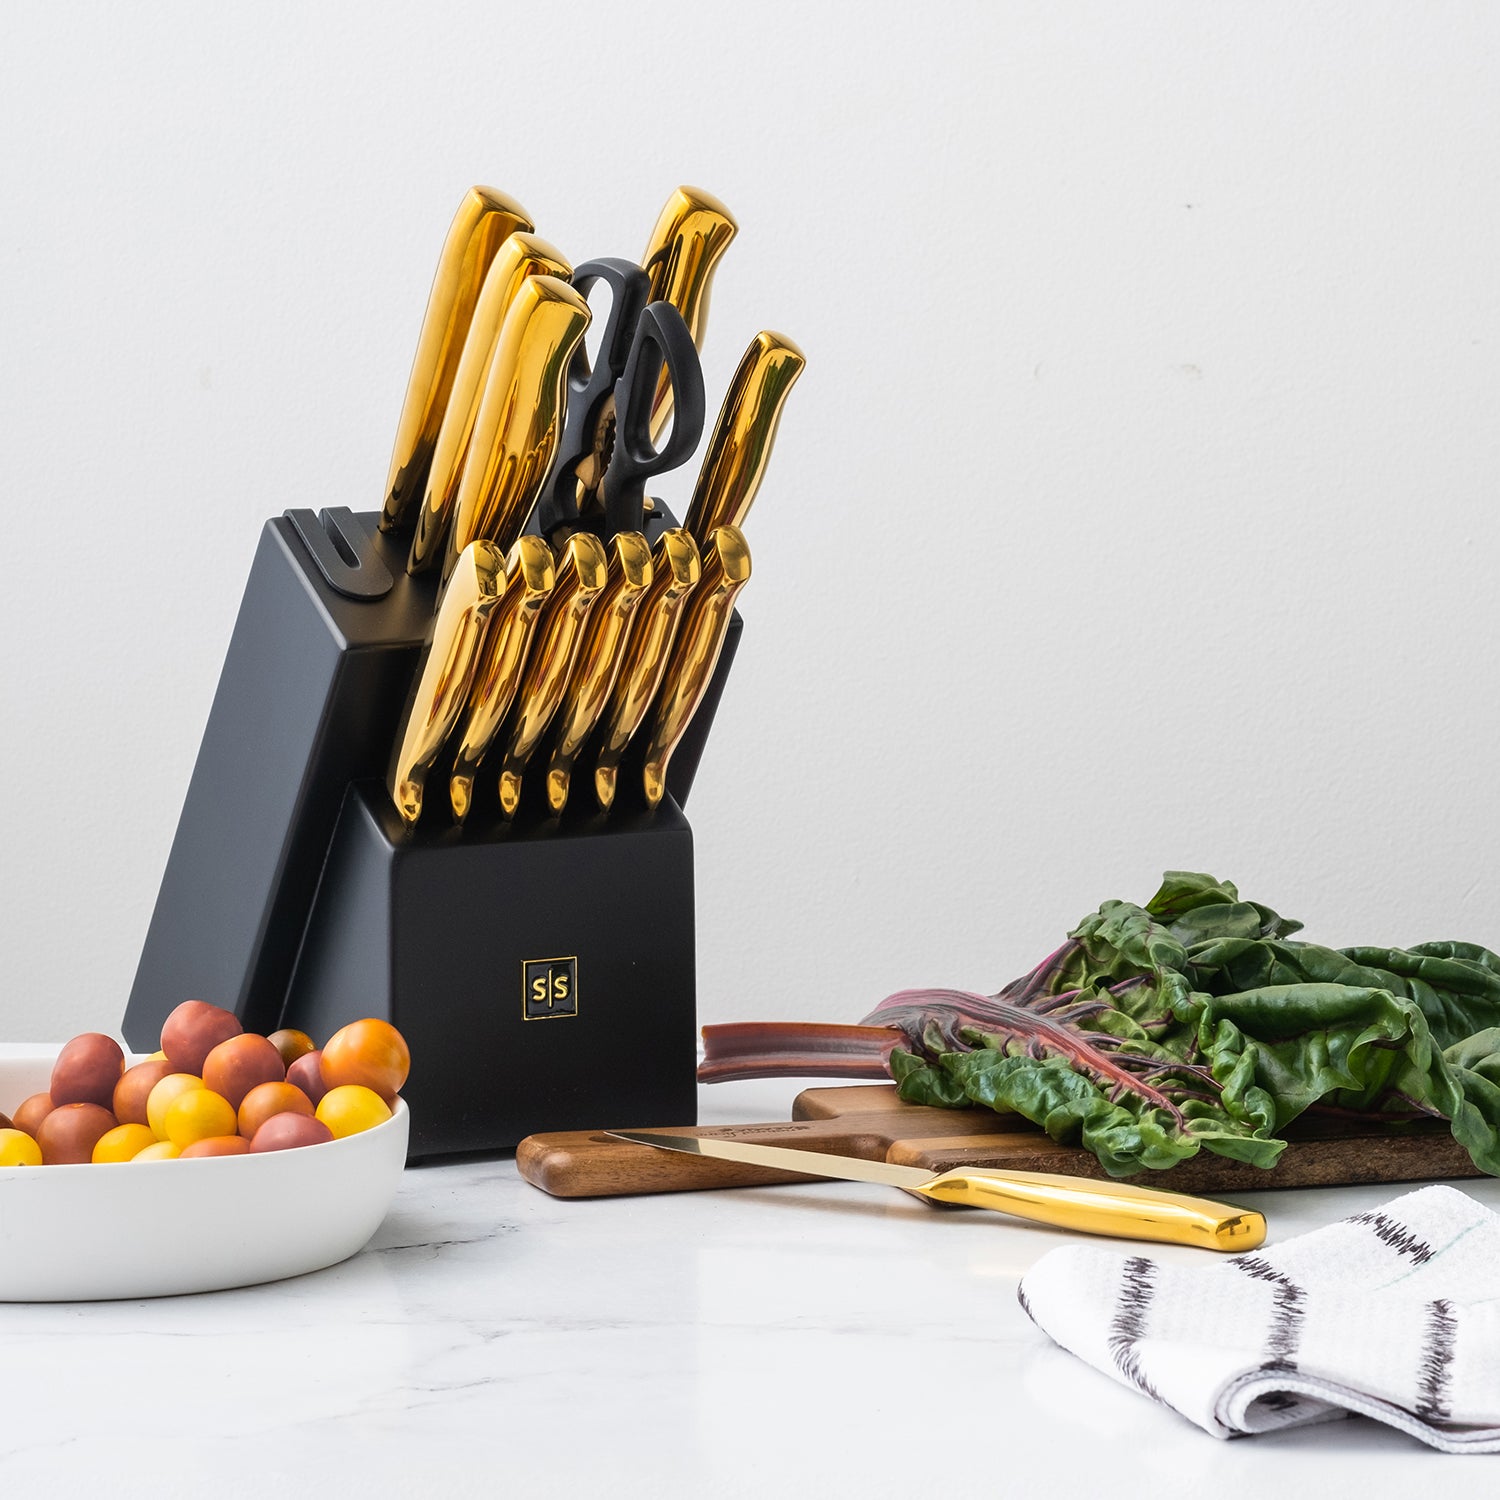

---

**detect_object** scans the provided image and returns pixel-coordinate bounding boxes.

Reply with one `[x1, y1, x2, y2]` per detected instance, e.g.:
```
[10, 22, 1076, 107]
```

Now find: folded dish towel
[1017, 1184, 1500, 1452]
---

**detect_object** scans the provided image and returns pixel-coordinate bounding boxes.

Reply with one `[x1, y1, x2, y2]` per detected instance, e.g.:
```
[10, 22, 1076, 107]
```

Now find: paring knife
[640, 186, 737, 441]
[542, 532, 654, 815]
[441, 275, 591, 581]
[380, 187, 532, 534]
[683, 332, 805, 544]
[449, 536, 557, 823]
[590, 528, 701, 812]
[607, 1131, 1267, 1253]
[639, 525, 750, 808]
[407, 232, 572, 575]
[495, 532, 610, 818]
[386, 540, 509, 829]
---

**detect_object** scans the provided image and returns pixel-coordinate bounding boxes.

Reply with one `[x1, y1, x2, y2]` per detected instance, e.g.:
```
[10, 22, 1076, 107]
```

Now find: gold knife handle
[380, 187, 532, 533]
[683, 332, 805, 543]
[442, 275, 591, 580]
[640, 185, 737, 442]
[495, 533, 609, 818]
[542, 532, 654, 814]
[449, 536, 557, 821]
[591, 529, 701, 811]
[914, 1168, 1266, 1253]
[640, 526, 751, 808]
[407, 233, 572, 575]
[386, 539, 508, 828]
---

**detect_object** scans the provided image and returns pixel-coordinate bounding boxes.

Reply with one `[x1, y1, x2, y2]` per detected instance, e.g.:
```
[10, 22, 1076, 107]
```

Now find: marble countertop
[5, 1071, 1495, 1496]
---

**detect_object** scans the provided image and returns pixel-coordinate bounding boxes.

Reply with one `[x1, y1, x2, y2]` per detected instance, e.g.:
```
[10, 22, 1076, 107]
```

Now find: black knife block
[123, 506, 740, 1158]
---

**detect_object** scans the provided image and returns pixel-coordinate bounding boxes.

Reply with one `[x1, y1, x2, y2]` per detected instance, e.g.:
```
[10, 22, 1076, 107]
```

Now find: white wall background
[2, 1, 1498, 1043]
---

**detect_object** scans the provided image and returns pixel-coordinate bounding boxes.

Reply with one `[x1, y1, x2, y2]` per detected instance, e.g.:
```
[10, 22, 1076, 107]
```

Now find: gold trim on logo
[521, 955, 579, 1020]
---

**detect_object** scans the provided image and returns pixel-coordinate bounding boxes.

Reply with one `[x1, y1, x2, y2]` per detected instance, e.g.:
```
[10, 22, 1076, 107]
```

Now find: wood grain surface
[515, 1083, 1482, 1198]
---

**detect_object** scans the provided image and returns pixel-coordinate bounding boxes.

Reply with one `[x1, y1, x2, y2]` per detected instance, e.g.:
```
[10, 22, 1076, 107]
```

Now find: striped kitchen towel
[1017, 1184, 1500, 1452]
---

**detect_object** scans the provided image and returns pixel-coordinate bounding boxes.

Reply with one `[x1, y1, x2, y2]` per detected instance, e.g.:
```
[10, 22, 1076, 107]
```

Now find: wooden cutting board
[516, 1083, 1482, 1197]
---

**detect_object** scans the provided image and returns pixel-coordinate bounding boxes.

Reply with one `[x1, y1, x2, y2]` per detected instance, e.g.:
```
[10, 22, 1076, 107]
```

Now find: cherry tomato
[113, 1058, 175, 1126]
[160, 1001, 242, 1076]
[238, 1081, 314, 1139]
[12, 1092, 52, 1137]
[202, 1033, 284, 1110]
[36, 1103, 117, 1164]
[163, 1088, 237, 1148]
[92, 1123, 158, 1163]
[131, 1140, 181, 1161]
[249, 1113, 333, 1152]
[180, 1135, 251, 1158]
[320, 1020, 410, 1103]
[267, 1029, 315, 1068]
[286, 1051, 328, 1106]
[316, 1084, 393, 1139]
[0, 1128, 42, 1167]
[50, 1033, 126, 1108]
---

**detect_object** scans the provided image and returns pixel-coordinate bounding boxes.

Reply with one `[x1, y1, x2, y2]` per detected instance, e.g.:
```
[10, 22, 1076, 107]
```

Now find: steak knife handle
[914, 1168, 1266, 1252]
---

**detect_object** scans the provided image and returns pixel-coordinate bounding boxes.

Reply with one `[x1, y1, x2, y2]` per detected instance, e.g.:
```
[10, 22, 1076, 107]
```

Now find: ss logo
[522, 956, 578, 1020]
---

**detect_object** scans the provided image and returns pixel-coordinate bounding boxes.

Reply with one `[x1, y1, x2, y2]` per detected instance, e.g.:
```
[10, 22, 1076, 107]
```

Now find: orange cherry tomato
[92, 1123, 158, 1163]
[320, 1020, 409, 1103]
[0, 1128, 42, 1167]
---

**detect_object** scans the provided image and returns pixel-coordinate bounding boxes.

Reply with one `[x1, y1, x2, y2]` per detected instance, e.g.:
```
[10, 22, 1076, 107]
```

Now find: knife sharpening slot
[124, 508, 739, 1158]
[286, 506, 395, 600]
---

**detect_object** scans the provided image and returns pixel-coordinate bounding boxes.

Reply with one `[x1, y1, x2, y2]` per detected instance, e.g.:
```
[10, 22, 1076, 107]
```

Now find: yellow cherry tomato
[146, 1073, 203, 1139]
[315, 1084, 392, 1139]
[0, 1127, 42, 1167]
[131, 1140, 181, 1161]
[162, 1088, 237, 1148]
[147, 1050, 167, 1061]
[92, 1123, 157, 1163]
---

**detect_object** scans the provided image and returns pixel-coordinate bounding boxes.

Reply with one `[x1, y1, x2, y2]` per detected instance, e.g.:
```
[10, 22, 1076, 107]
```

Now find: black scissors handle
[598, 300, 705, 537]
[535, 258, 651, 538]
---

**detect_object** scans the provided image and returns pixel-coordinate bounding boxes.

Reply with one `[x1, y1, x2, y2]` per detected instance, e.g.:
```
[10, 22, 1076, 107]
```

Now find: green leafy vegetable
[701, 872, 1500, 1179]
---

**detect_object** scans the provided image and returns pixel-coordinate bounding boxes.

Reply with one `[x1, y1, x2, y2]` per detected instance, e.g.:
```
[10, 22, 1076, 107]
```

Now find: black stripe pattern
[1415, 1298, 1458, 1423]
[1108, 1256, 1160, 1400]
[1348, 1210, 1435, 1265]
[1231, 1254, 1306, 1373]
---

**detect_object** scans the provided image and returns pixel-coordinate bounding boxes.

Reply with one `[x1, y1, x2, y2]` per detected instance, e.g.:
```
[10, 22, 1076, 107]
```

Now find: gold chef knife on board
[542, 532, 654, 815]
[640, 185, 737, 441]
[607, 1132, 1267, 1253]
[590, 528, 701, 812]
[407, 233, 572, 575]
[380, 187, 533, 533]
[449, 536, 557, 823]
[683, 332, 805, 544]
[441, 275, 592, 580]
[494, 532, 610, 818]
[386, 540, 509, 829]
[639, 525, 751, 809]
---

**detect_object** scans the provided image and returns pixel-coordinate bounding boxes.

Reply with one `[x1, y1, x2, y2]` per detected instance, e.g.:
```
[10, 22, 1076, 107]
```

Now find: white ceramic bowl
[0, 1044, 408, 1301]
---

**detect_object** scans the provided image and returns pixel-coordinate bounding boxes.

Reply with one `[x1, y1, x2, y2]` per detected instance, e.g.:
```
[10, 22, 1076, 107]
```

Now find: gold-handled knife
[590, 529, 701, 812]
[639, 525, 751, 809]
[379, 187, 532, 534]
[449, 536, 557, 823]
[683, 332, 805, 544]
[607, 1132, 1267, 1253]
[386, 540, 509, 829]
[640, 185, 737, 441]
[542, 532, 654, 815]
[407, 233, 572, 575]
[441, 275, 591, 580]
[494, 533, 610, 818]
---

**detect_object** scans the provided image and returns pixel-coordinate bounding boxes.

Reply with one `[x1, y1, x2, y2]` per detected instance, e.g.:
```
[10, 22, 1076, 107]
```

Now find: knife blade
[683, 332, 805, 545]
[542, 531, 654, 815]
[590, 528, 701, 812]
[640, 185, 737, 441]
[379, 187, 532, 534]
[386, 539, 509, 829]
[442, 274, 591, 580]
[639, 525, 751, 808]
[495, 532, 610, 818]
[448, 535, 557, 823]
[407, 232, 572, 575]
[607, 1131, 1266, 1253]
